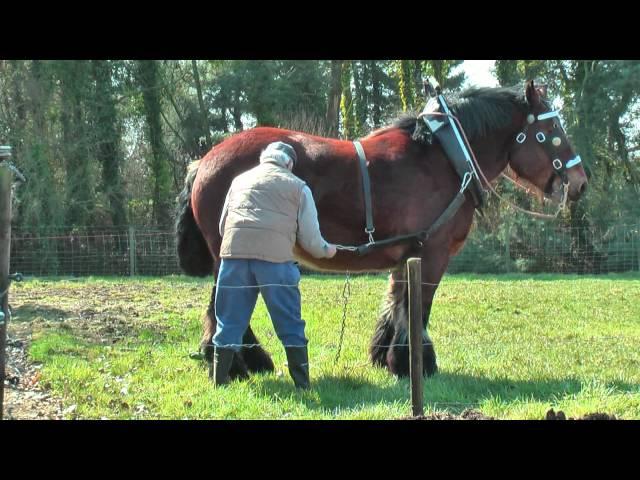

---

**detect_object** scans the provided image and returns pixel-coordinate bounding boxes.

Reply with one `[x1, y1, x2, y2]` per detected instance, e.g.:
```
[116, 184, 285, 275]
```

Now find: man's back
[220, 162, 307, 263]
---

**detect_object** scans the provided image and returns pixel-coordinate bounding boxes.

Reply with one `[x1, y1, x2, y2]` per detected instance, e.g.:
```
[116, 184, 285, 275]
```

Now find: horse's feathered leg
[201, 269, 218, 365]
[201, 259, 253, 380]
[371, 246, 447, 377]
[370, 270, 407, 369]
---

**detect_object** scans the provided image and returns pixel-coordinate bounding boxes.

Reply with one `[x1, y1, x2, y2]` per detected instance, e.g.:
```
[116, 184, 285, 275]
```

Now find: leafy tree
[136, 60, 173, 228]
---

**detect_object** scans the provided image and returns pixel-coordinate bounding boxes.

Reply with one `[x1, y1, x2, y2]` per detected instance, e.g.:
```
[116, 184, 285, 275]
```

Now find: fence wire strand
[8, 223, 640, 277]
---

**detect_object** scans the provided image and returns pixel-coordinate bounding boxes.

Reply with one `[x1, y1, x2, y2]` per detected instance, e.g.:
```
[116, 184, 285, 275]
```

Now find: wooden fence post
[407, 257, 423, 417]
[0, 146, 14, 420]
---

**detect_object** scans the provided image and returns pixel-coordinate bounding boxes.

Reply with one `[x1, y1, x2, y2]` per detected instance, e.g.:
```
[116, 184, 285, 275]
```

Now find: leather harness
[352, 79, 484, 256]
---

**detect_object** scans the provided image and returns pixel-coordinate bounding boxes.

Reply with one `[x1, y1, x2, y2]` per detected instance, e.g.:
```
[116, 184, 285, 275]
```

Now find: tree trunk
[137, 60, 173, 228]
[413, 60, 424, 102]
[191, 60, 212, 148]
[92, 60, 128, 226]
[59, 60, 93, 226]
[353, 61, 368, 136]
[325, 60, 343, 138]
[370, 61, 382, 128]
[398, 60, 414, 112]
[23, 61, 61, 227]
[340, 61, 355, 140]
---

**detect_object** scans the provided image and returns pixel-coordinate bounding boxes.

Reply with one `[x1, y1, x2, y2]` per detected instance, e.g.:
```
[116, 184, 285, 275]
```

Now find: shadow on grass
[446, 273, 640, 283]
[255, 369, 640, 415]
[23, 311, 168, 353]
[11, 304, 71, 322]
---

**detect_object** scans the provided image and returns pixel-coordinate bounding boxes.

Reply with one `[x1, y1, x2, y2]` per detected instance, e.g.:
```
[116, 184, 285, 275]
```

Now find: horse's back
[191, 127, 327, 252]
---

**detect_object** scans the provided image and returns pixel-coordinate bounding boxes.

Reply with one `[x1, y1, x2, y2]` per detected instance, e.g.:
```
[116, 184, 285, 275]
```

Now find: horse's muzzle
[568, 175, 588, 201]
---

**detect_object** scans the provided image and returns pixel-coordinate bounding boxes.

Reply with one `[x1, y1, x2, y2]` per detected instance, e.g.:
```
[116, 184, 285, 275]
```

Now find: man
[212, 141, 337, 389]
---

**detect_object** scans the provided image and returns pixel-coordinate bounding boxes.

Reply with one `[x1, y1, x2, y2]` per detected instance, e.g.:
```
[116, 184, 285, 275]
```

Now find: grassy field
[8, 273, 640, 419]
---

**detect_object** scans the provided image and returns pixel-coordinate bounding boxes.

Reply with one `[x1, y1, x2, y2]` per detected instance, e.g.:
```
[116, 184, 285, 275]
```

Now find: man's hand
[325, 244, 337, 259]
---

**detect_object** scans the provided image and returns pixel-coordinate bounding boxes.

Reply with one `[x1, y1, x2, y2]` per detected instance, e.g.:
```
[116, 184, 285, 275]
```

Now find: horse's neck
[471, 129, 515, 184]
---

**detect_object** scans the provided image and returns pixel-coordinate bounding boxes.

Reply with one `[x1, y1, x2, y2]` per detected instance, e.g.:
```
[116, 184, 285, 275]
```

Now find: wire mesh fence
[10, 227, 181, 277]
[8, 222, 640, 277]
[448, 222, 640, 274]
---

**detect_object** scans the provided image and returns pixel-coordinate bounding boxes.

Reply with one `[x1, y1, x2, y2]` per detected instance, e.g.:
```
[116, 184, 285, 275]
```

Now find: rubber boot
[285, 346, 311, 390]
[210, 347, 235, 387]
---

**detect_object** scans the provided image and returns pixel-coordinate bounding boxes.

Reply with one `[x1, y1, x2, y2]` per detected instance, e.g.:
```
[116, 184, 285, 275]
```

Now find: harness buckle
[460, 172, 472, 193]
[536, 132, 546, 143]
[516, 132, 527, 144]
[552, 158, 563, 170]
[365, 227, 375, 245]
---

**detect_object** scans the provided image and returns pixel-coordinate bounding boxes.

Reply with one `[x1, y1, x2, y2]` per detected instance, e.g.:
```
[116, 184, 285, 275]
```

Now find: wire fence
[449, 222, 640, 274]
[8, 222, 640, 277]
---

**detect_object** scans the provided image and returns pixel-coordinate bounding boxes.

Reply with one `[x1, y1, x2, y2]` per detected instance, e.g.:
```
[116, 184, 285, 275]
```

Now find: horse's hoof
[201, 343, 215, 364]
[423, 343, 438, 377]
[424, 360, 438, 377]
[189, 351, 205, 361]
[244, 353, 275, 373]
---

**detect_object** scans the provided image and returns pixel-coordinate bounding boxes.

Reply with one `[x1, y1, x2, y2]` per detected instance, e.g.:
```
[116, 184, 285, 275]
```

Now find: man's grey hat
[261, 141, 297, 165]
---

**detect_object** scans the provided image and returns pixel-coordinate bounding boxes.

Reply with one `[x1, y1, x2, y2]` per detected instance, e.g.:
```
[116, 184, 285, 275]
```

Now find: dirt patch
[406, 409, 495, 420]
[9, 282, 168, 346]
[3, 282, 173, 420]
[405, 408, 619, 420]
[3, 328, 66, 420]
[545, 408, 617, 420]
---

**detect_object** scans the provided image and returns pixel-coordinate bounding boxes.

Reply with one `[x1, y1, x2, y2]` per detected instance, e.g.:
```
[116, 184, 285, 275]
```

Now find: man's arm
[297, 186, 336, 259]
[219, 188, 231, 236]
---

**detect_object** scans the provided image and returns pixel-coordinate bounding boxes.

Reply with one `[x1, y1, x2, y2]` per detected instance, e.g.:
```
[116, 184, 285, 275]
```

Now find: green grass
[10, 273, 640, 419]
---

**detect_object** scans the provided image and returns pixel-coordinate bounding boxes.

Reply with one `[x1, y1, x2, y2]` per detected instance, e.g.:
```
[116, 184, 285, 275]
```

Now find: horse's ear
[537, 84, 548, 99]
[525, 80, 541, 107]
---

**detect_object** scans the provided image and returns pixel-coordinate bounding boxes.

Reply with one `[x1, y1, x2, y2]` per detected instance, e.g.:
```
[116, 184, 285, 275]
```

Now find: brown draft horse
[175, 81, 588, 379]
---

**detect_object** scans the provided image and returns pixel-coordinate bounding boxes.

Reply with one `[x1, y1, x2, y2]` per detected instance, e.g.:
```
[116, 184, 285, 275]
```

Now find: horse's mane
[367, 86, 529, 142]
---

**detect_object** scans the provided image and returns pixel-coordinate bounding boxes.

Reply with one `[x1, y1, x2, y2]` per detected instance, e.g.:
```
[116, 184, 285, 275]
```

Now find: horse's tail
[175, 160, 213, 277]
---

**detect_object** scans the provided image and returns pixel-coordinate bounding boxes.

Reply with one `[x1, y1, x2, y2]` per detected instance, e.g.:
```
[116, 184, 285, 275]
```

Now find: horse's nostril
[579, 182, 587, 195]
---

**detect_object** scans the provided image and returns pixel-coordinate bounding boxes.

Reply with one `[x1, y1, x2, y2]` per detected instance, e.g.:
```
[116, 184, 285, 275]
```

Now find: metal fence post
[128, 226, 136, 277]
[1, 146, 14, 419]
[407, 257, 424, 417]
[504, 222, 512, 273]
[637, 223, 640, 273]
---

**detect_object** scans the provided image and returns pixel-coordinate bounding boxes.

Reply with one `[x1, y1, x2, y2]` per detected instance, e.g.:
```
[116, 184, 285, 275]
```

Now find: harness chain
[334, 271, 351, 364]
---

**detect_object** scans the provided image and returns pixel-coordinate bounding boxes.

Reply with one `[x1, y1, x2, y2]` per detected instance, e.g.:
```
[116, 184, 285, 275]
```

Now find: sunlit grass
[11, 273, 640, 419]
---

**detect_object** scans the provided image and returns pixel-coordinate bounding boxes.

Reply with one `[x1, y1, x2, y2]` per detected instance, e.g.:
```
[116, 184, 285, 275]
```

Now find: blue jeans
[212, 258, 308, 351]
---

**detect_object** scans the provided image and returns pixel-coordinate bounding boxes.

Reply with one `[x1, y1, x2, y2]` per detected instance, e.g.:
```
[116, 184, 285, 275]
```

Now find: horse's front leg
[371, 248, 447, 377]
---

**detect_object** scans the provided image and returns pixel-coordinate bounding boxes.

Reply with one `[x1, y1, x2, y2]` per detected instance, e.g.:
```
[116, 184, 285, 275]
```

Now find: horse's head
[508, 80, 588, 202]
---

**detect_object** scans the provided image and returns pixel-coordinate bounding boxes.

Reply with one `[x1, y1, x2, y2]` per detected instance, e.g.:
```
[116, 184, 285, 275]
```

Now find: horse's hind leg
[241, 327, 275, 373]
[202, 259, 274, 378]
[201, 281, 217, 363]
